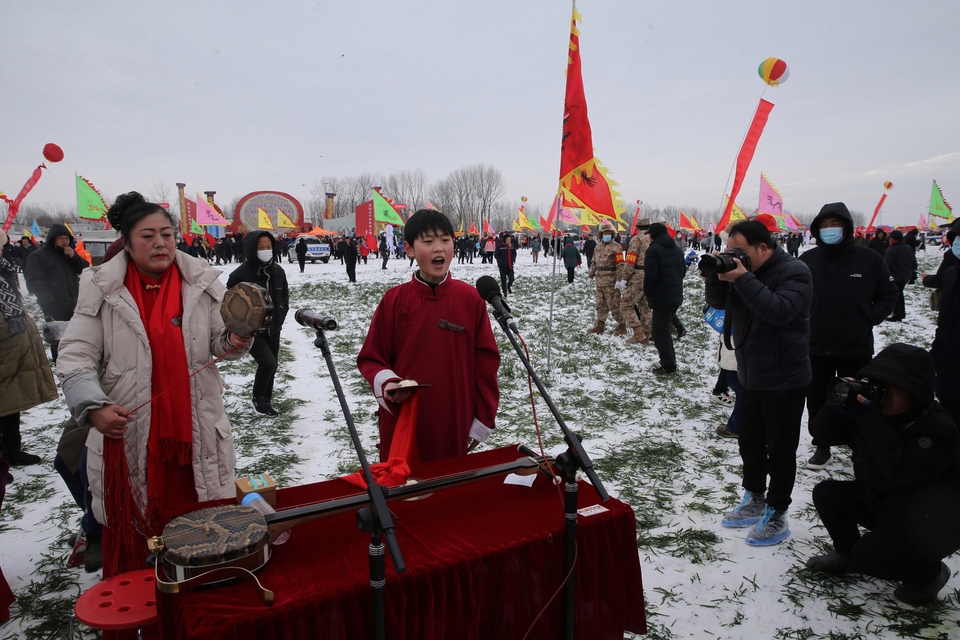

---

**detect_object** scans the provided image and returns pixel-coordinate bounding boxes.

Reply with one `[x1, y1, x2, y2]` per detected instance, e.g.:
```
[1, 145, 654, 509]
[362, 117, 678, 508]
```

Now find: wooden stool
[73, 569, 159, 639]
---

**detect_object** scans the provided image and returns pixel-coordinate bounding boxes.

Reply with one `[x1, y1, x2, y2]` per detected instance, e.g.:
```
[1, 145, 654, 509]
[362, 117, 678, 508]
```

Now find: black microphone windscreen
[476, 275, 501, 303]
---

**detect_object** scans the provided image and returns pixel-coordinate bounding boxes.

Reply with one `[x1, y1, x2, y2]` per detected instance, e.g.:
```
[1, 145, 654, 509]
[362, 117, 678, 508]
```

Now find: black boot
[0, 413, 42, 467]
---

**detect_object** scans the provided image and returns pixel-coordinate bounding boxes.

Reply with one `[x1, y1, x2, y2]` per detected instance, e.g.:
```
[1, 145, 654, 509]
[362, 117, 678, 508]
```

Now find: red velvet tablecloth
[157, 447, 645, 639]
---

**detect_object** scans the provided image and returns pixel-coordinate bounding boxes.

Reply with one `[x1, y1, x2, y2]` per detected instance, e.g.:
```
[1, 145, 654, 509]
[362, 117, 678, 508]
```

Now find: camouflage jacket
[588, 239, 623, 286]
[618, 234, 650, 284]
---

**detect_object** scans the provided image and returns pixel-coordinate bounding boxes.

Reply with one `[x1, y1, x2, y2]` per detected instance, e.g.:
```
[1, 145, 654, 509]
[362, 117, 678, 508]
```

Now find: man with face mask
[799, 202, 898, 470]
[227, 231, 290, 416]
[586, 220, 625, 334]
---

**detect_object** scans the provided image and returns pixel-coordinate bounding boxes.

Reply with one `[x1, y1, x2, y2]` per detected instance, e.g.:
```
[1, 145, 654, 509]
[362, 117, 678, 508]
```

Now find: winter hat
[636, 217, 651, 230]
[600, 220, 615, 233]
[890, 230, 904, 241]
[648, 222, 668, 239]
[857, 343, 936, 408]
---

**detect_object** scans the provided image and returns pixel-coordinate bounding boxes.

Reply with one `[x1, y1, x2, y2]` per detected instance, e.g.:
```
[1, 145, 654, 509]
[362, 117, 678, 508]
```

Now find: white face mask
[257, 249, 273, 263]
[952, 237, 960, 260]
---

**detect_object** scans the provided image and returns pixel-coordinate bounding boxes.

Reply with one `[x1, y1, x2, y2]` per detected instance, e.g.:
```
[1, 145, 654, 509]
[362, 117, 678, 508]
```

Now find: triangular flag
[679, 211, 702, 231]
[483, 220, 495, 235]
[512, 220, 523, 232]
[277, 208, 296, 229]
[372, 189, 405, 226]
[468, 222, 479, 235]
[929, 180, 955, 222]
[425, 201, 438, 211]
[195, 195, 230, 225]
[757, 173, 784, 215]
[617, 222, 625, 232]
[579, 208, 600, 226]
[517, 210, 535, 231]
[257, 207, 274, 230]
[724, 197, 747, 222]
[76, 175, 108, 220]
[665, 222, 677, 238]
[544, 195, 559, 232]
[190, 218, 204, 235]
[31, 220, 41, 236]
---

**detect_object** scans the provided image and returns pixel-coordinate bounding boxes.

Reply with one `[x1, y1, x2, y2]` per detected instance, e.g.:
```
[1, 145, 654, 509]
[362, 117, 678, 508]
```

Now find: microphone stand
[309, 326, 405, 640]
[487, 305, 609, 640]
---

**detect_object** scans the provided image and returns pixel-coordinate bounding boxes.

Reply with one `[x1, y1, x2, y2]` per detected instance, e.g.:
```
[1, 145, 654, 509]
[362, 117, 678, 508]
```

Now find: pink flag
[784, 214, 798, 231]
[558, 207, 581, 225]
[758, 173, 784, 215]
[196, 195, 230, 225]
[918, 213, 928, 229]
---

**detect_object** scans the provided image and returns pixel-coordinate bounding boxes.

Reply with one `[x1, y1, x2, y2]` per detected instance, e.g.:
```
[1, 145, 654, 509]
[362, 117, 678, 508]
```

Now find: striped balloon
[884, 181, 893, 190]
[758, 57, 790, 86]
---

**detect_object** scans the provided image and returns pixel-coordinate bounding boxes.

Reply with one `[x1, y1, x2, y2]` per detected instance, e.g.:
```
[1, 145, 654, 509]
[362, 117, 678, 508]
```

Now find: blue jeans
[55, 448, 101, 536]
[725, 370, 741, 435]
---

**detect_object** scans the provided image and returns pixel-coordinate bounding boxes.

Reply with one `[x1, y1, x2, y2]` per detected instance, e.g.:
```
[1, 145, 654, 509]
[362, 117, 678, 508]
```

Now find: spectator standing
[799, 203, 898, 469]
[561, 238, 580, 284]
[868, 229, 889, 256]
[343, 236, 359, 282]
[495, 234, 518, 294]
[24, 223, 89, 362]
[884, 230, 917, 322]
[644, 223, 685, 373]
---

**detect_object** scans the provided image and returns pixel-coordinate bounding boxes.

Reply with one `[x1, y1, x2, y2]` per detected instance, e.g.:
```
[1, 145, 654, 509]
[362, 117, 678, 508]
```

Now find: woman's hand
[229, 333, 254, 350]
[89, 405, 130, 439]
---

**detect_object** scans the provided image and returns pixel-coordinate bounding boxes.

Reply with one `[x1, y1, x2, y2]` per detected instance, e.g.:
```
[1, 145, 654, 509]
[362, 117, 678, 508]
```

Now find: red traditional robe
[357, 273, 500, 462]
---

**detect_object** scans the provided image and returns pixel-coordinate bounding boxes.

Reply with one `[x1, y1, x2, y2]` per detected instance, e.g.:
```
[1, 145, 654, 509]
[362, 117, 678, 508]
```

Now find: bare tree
[384, 168, 428, 212]
[150, 181, 171, 206]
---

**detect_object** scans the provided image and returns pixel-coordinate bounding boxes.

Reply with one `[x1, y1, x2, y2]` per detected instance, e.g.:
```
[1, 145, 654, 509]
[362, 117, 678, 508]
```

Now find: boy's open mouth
[431, 257, 445, 266]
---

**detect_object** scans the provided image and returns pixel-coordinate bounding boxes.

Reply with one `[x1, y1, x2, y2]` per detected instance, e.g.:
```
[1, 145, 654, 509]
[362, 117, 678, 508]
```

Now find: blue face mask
[952, 238, 960, 260]
[602, 234, 613, 243]
[819, 227, 844, 245]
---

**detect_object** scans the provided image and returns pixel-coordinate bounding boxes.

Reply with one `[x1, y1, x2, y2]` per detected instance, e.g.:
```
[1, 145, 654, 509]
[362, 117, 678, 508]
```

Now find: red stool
[73, 569, 159, 639]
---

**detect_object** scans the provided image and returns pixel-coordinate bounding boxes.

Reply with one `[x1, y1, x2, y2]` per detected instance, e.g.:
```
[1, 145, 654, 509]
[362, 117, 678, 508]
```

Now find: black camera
[698, 247, 751, 276]
[827, 377, 885, 407]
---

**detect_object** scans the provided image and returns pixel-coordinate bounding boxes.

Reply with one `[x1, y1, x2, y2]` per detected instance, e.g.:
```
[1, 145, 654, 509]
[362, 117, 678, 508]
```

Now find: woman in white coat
[57, 192, 253, 576]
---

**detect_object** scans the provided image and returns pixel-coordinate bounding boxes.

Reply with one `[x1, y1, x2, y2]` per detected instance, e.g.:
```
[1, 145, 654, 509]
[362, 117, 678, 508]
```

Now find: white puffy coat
[57, 251, 248, 524]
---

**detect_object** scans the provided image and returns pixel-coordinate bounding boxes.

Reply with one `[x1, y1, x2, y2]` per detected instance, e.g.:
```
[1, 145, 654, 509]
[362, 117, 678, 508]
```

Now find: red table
[157, 447, 646, 639]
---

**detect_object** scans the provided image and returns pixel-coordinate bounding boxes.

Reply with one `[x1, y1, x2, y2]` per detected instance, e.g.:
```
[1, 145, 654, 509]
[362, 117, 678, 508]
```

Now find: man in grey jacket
[704, 218, 812, 546]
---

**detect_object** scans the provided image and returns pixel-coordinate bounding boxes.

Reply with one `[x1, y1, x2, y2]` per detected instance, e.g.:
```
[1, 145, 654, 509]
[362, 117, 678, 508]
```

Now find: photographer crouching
[807, 343, 960, 605]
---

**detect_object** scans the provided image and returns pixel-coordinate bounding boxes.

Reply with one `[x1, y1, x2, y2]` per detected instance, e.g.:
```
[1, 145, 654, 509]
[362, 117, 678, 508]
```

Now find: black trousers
[566, 267, 575, 283]
[813, 480, 945, 585]
[892, 282, 907, 320]
[738, 385, 806, 511]
[806, 354, 872, 445]
[297, 257, 306, 272]
[346, 259, 357, 282]
[381, 253, 389, 269]
[499, 267, 514, 294]
[650, 306, 678, 370]
[250, 332, 281, 400]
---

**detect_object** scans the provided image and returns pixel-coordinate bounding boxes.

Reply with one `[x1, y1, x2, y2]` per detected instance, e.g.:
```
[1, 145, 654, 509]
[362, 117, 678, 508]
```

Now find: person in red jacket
[357, 210, 500, 462]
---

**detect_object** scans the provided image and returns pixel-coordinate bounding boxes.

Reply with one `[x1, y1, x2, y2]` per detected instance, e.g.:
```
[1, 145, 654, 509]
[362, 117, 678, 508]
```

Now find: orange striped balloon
[884, 181, 893, 190]
[758, 57, 790, 86]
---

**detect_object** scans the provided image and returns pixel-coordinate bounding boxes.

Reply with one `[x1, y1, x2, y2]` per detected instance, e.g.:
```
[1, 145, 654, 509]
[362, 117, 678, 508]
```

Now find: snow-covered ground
[1, 245, 957, 639]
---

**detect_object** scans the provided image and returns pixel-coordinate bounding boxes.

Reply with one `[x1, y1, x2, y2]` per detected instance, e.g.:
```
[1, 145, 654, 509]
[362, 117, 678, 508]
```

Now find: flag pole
[546, 194, 561, 381]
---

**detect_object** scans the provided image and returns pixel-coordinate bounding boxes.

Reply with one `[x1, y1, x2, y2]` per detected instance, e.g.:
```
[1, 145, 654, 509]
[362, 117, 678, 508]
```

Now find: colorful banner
[716, 99, 775, 232]
[277, 208, 296, 229]
[929, 180, 955, 222]
[483, 220, 495, 235]
[558, 207, 580, 225]
[517, 210, 535, 231]
[257, 207, 274, 230]
[76, 175, 108, 220]
[372, 189, 405, 226]
[557, 5, 623, 220]
[758, 173, 784, 215]
[679, 211, 702, 231]
[189, 218, 205, 235]
[195, 195, 230, 225]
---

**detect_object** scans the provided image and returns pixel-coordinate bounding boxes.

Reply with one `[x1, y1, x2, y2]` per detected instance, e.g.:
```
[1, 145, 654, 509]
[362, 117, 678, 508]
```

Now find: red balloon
[43, 143, 64, 163]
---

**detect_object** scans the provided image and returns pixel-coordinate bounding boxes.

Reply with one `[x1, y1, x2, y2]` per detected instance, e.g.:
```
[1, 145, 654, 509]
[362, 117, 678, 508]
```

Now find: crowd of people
[0, 199, 957, 615]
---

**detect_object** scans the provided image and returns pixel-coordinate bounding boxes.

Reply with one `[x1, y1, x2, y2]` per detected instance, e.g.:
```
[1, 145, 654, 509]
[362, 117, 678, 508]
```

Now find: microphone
[476, 276, 518, 333]
[295, 309, 338, 331]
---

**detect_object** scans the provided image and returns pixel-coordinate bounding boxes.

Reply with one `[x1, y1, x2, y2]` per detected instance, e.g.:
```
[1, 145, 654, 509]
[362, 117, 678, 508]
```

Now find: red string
[126, 345, 238, 415]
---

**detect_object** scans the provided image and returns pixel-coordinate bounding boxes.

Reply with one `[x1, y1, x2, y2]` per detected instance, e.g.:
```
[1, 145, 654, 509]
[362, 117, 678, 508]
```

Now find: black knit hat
[648, 222, 668, 239]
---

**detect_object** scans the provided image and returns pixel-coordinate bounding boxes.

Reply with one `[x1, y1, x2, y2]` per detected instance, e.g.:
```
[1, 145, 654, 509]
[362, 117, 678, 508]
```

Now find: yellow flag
[258, 207, 274, 230]
[580, 208, 600, 226]
[517, 210, 535, 230]
[512, 220, 522, 232]
[617, 222, 625, 232]
[725, 197, 747, 222]
[277, 208, 296, 228]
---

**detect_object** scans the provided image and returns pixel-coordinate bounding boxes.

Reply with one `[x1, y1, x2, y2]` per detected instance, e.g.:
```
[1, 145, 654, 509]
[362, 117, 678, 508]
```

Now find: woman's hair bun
[106, 191, 148, 229]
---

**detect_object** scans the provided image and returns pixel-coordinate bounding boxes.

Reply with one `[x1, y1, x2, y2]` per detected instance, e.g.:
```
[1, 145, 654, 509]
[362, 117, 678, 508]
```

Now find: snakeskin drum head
[162, 505, 269, 567]
[220, 282, 274, 337]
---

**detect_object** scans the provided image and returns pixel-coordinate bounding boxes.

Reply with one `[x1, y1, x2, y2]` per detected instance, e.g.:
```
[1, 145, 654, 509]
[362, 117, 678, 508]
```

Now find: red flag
[866, 193, 887, 231]
[716, 99, 775, 233]
[483, 220, 495, 235]
[544, 195, 559, 232]
[679, 211, 702, 231]
[666, 222, 678, 239]
[557, 6, 620, 219]
[468, 222, 479, 235]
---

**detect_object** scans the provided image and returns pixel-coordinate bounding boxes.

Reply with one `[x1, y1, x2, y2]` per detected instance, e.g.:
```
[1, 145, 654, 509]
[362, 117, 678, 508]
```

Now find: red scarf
[103, 260, 196, 576]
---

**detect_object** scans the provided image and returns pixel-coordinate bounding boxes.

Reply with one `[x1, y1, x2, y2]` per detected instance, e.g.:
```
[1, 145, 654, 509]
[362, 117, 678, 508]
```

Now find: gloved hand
[615, 280, 627, 290]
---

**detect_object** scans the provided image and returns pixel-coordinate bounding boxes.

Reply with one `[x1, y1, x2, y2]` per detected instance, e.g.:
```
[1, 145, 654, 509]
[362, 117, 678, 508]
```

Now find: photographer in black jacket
[704, 217, 812, 546]
[799, 202, 898, 470]
[806, 343, 960, 605]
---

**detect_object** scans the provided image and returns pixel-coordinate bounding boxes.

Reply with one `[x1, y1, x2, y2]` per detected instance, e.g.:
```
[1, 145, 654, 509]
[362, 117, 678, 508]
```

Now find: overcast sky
[3, 0, 958, 226]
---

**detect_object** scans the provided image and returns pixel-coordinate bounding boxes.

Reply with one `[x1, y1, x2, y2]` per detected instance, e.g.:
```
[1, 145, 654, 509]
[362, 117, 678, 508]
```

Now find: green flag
[929, 180, 955, 222]
[371, 189, 405, 226]
[76, 175, 108, 220]
[190, 218, 204, 235]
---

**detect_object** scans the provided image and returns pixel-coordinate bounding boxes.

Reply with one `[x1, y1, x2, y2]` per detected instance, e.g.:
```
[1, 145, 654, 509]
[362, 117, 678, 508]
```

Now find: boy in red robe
[358, 209, 500, 462]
